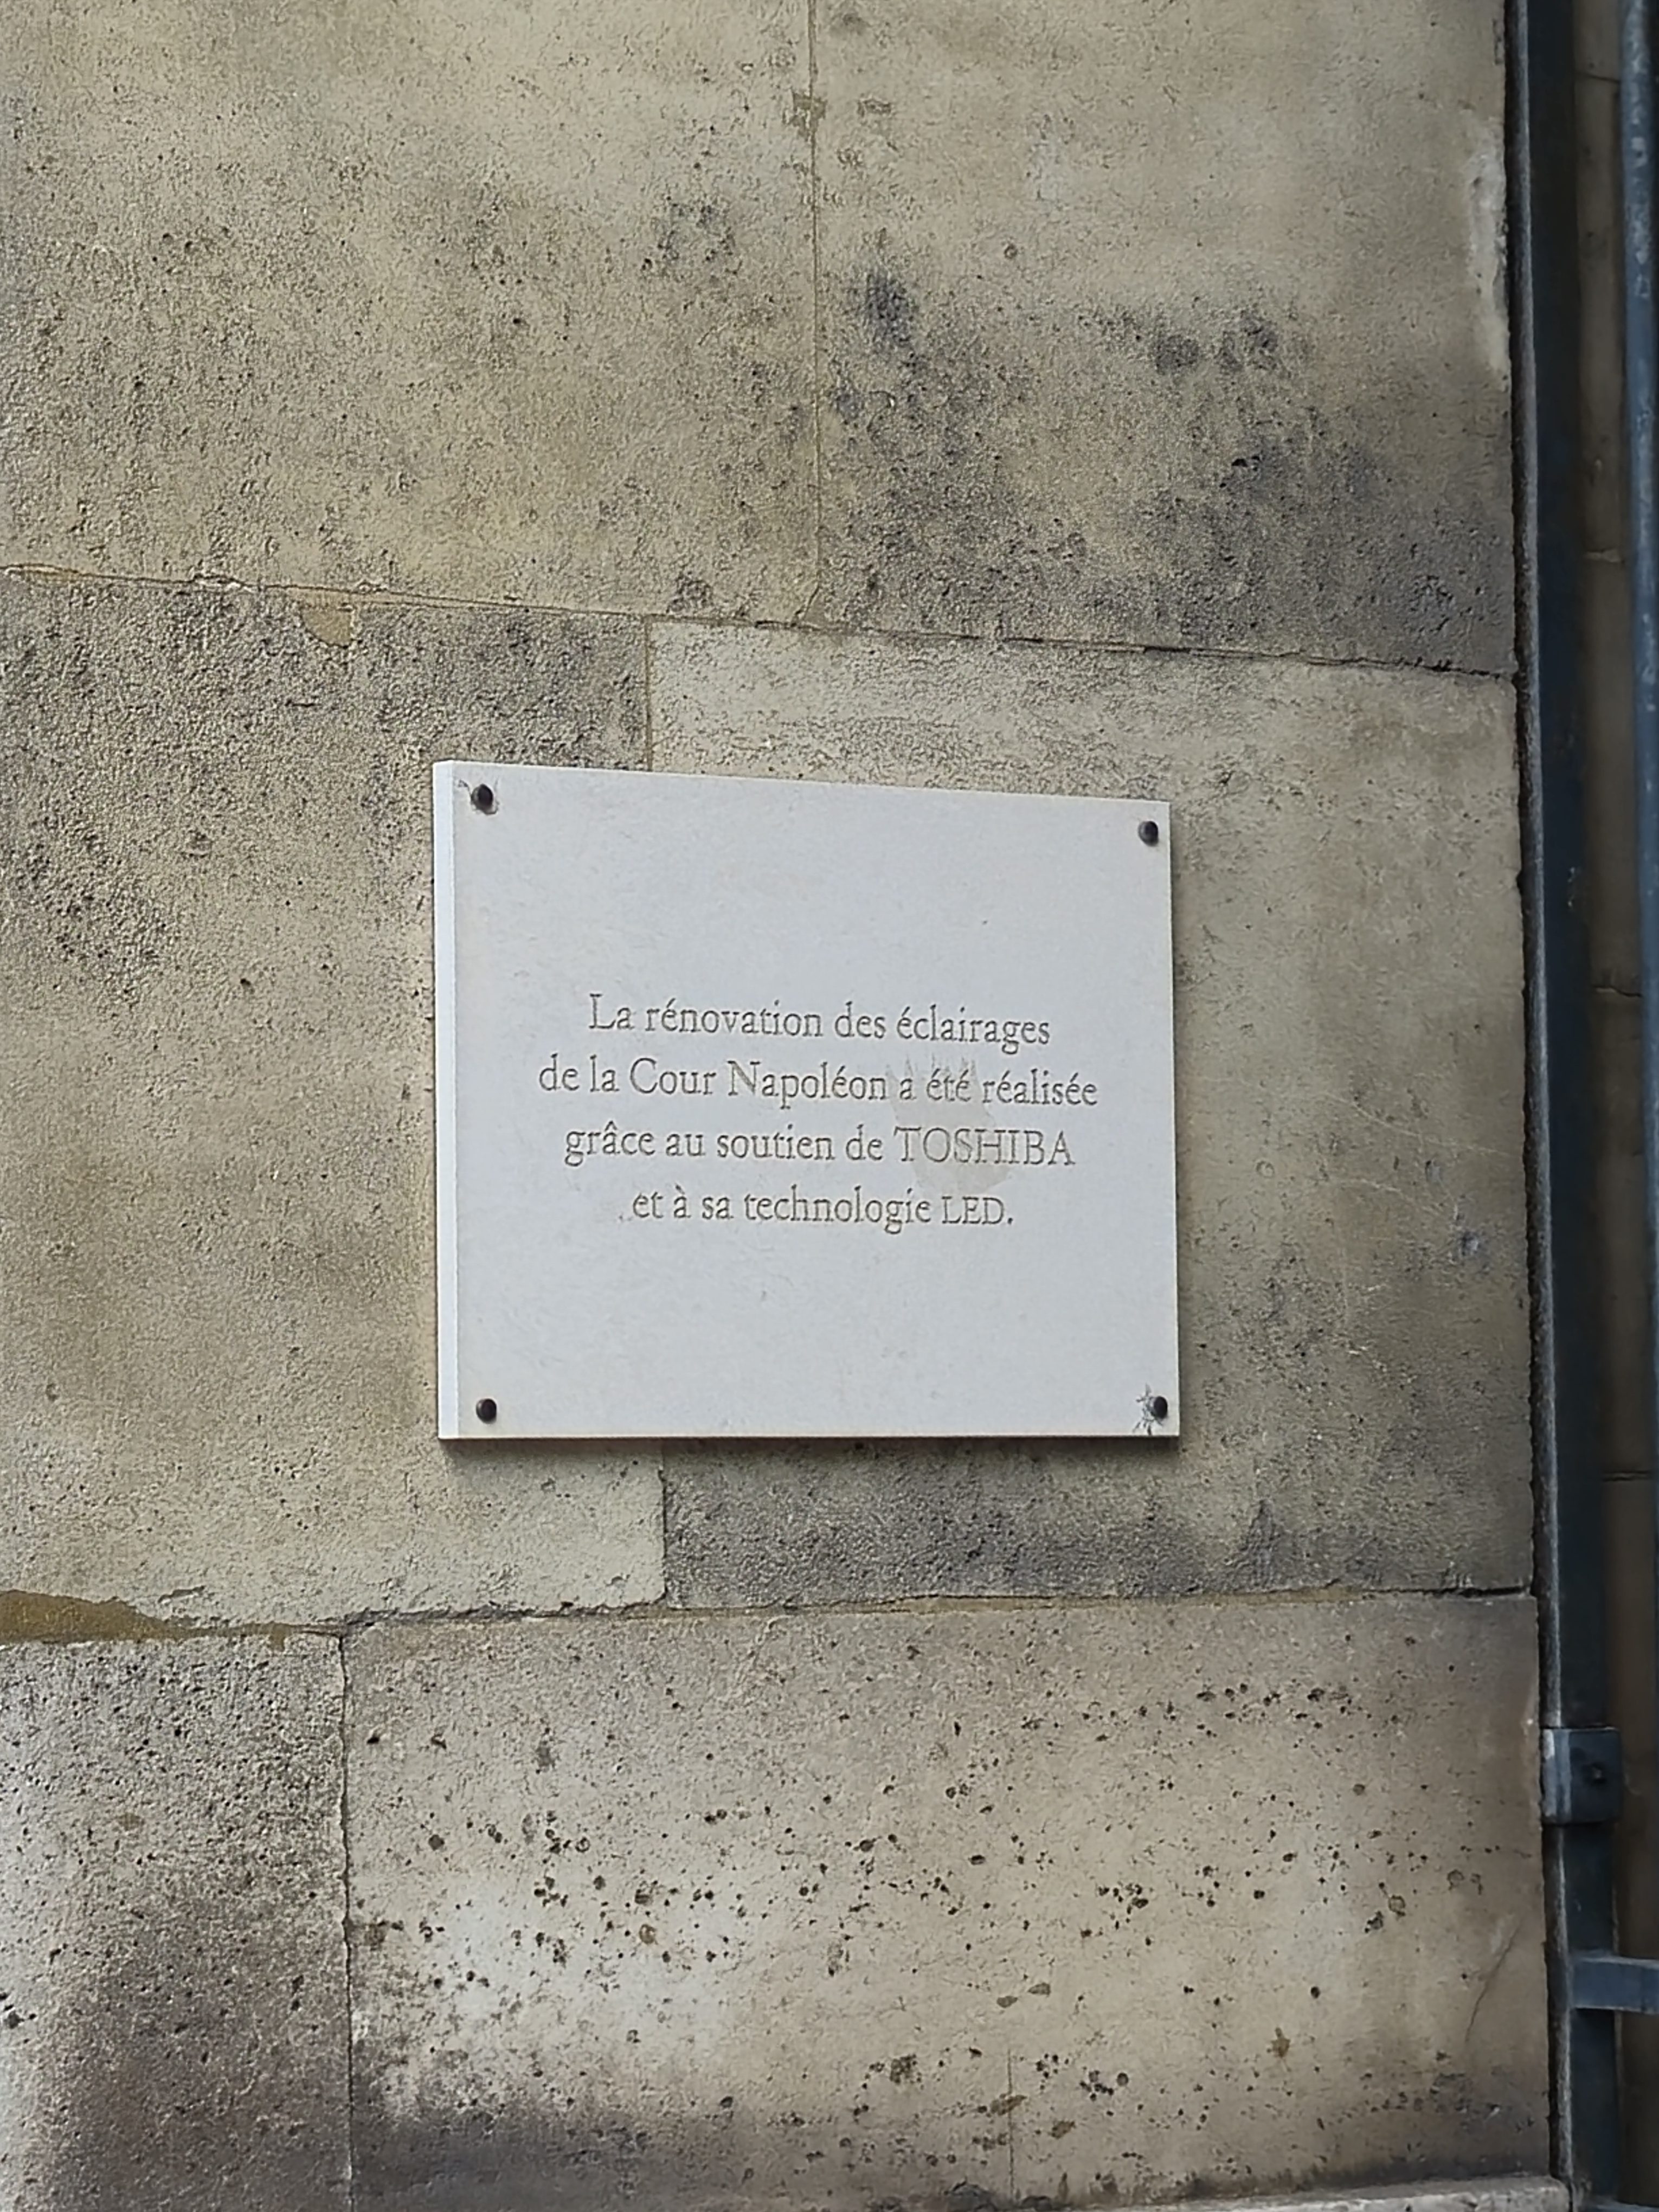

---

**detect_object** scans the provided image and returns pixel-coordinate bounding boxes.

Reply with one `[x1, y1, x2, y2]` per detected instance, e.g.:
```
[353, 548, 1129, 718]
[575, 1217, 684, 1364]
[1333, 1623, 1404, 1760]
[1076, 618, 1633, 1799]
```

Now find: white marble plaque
[434, 764, 1177, 1439]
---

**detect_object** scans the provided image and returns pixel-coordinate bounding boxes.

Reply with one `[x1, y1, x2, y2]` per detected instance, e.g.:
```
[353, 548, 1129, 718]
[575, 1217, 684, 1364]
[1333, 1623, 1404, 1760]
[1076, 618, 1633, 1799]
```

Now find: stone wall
[1, 2, 1547, 2207]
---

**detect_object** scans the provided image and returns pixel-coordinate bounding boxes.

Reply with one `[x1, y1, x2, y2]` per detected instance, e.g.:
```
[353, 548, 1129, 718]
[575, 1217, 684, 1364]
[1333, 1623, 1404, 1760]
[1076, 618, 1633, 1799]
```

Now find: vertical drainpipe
[1626, 0, 1659, 1858]
[1625, 5, 1659, 2192]
[1514, 0, 1622, 2195]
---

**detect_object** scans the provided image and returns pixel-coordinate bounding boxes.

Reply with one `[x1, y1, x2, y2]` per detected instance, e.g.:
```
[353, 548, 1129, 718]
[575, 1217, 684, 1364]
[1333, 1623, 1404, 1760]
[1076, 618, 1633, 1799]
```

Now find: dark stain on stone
[40, 1663, 349, 2208]
[647, 200, 741, 281]
[822, 265, 1511, 673]
[661, 1442, 1214, 1610]
[861, 269, 919, 352]
[659, 1417, 1519, 1607]
[342, 2087, 1415, 2210]
[1225, 1499, 1319, 1594]
[670, 571, 717, 614]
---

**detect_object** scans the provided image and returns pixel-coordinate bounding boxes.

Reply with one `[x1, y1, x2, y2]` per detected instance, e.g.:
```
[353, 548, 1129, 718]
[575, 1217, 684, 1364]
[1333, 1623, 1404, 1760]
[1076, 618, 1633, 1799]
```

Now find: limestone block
[3, 0, 815, 618]
[651, 621, 1529, 1604]
[0, 574, 663, 1625]
[813, 0, 1512, 667]
[346, 1596, 1547, 2209]
[0, 1634, 349, 2211]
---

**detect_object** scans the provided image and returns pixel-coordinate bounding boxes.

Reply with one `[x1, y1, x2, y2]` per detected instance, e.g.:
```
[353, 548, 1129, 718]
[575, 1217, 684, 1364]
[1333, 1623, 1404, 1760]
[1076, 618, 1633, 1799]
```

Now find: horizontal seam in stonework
[0, 563, 1516, 688]
[0, 1581, 1534, 1645]
[644, 610, 1514, 684]
[205, 1583, 1551, 1641]
[653, 1581, 1536, 1615]
[0, 1613, 342, 1647]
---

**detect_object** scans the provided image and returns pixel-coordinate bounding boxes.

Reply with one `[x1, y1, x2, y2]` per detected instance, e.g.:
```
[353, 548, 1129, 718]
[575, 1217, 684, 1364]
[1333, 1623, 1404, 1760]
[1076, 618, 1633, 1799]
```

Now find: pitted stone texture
[0, 573, 662, 1625]
[0, 1635, 349, 2211]
[346, 1597, 1547, 2210]
[814, 0, 1510, 667]
[4, 0, 814, 618]
[651, 622, 1528, 1605]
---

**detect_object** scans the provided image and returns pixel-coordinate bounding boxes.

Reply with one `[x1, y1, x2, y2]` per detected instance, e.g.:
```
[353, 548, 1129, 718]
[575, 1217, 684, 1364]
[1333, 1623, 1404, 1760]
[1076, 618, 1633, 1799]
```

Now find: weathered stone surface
[0, 573, 663, 1625]
[0, 1634, 349, 2210]
[812, 0, 1511, 667]
[651, 622, 1529, 1605]
[3, 0, 815, 618]
[346, 1596, 1547, 2210]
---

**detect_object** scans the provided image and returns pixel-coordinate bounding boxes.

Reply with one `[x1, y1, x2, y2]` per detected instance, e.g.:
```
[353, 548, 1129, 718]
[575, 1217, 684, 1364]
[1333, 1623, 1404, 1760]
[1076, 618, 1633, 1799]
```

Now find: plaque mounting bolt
[1138, 820, 1160, 846]
[471, 783, 498, 815]
[1137, 1389, 1171, 1430]
[475, 1396, 498, 1423]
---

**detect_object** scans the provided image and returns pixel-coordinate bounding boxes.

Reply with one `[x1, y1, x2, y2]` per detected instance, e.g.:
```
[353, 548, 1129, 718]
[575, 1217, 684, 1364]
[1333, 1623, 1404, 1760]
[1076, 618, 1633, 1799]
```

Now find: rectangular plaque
[434, 763, 1177, 1439]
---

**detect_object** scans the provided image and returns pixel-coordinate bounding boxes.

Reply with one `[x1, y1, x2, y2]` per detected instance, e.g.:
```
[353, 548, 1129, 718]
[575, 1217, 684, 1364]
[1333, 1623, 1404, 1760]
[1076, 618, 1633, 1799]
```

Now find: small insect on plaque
[434, 764, 1178, 1440]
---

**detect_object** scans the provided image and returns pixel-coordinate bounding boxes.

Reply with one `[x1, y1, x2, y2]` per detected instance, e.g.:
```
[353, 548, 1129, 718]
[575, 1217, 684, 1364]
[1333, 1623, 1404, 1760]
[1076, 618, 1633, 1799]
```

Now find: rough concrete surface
[346, 1596, 1547, 2211]
[650, 622, 1530, 1605]
[2, 0, 815, 617]
[0, 1634, 349, 2210]
[0, 573, 663, 1625]
[812, 0, 1512, 667]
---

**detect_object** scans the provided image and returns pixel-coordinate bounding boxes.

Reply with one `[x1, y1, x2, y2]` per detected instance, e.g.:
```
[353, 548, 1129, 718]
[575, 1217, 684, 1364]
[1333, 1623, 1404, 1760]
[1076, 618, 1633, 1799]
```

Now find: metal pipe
[1627, 3, 1659, 1021]
[1626, 1, 1659, 2130]
[1628, 18, 1659, 1403]
[1514, 0, 1620, 2189]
